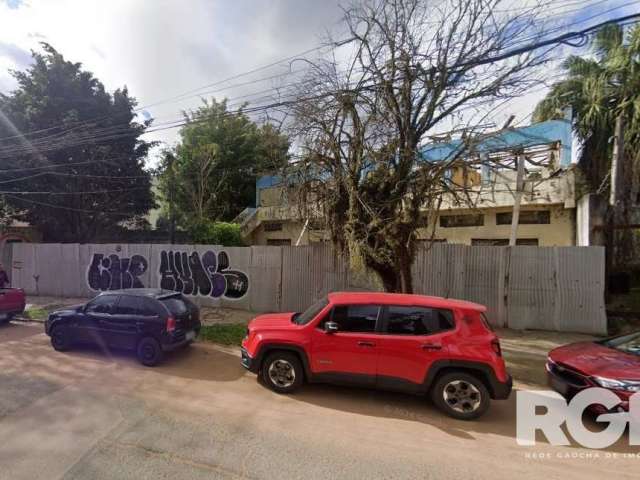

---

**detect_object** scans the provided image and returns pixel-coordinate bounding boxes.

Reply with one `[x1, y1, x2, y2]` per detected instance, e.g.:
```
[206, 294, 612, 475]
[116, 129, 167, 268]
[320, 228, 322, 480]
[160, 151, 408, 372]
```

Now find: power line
[0, 171, 150, 184]
[0, 44, 332, 144]
[0, 186, 149, 195]
[0, 12, 637, 163]
[0, 0, 629, 151]
[455, 11, 640, 68]
[2, 194, 141, 216]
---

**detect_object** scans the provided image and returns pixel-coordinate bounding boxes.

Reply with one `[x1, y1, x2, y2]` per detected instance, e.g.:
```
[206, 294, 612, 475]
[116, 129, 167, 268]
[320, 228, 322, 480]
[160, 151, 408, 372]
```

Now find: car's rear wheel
[136, 337, 164, 366]
[431, 372, 490, 420]
[51, 326, 72, 351]
[261, 351, 303, 394]
[0, 313, 11, 325]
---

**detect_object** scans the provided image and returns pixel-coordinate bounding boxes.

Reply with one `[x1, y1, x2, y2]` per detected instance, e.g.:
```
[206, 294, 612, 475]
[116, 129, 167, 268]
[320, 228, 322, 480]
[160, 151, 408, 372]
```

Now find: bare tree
[289, 0, 549, 292]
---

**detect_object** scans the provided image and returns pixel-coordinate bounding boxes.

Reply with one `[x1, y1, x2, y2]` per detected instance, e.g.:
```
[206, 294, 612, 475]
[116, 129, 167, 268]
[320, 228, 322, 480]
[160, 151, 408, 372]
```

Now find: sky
[0, 0, 345, 164]
[0, 0, 637, 166]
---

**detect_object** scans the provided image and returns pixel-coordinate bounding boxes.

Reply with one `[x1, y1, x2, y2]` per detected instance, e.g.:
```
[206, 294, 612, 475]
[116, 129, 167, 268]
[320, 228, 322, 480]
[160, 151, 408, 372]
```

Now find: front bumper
[44, 317, 53, 336]
[241, 347, 258, 372]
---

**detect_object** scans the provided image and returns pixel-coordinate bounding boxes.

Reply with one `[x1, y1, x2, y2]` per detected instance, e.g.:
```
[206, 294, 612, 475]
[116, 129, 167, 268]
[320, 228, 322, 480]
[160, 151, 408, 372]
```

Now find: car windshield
[292, 297, 329, 325]
[602, 331, 640, 356]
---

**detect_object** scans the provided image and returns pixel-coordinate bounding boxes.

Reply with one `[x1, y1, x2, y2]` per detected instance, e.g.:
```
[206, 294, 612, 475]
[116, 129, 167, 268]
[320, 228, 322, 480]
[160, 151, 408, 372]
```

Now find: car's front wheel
[431, 372, 490, 420]
[136, 337, 164, 366]
[51, 326, 72, 351]
[261, 351, 303, 394]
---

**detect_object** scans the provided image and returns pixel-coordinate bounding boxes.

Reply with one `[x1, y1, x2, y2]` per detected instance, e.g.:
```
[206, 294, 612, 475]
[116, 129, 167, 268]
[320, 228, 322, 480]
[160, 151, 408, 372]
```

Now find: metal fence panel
[248, 246, 282, 312]
[8, 242, 607, 334]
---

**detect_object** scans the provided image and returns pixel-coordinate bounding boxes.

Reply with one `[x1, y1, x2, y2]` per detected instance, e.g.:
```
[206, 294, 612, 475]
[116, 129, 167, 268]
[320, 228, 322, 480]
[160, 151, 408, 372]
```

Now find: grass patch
[198, 323, 246, 346]
[21, 307, 49, 321]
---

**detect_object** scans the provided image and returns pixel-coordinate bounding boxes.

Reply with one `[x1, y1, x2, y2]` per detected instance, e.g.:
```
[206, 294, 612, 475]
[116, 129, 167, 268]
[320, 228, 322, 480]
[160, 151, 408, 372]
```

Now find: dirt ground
[21, 295, 602, 388]
[0, 321, 636, 480]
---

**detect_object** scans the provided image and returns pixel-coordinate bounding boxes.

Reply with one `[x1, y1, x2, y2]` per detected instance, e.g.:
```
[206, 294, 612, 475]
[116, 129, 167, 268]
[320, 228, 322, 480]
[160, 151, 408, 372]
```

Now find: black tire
[51, 326, 72, 352]
[0, 314, 10, 326]
[431, 371, 490, 420]
[261, 351, 304, 394]
[136, 337, 164, 366]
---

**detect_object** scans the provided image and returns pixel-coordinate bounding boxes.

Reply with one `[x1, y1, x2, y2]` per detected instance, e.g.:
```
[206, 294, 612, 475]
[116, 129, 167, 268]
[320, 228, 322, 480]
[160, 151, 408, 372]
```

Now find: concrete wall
[10, 242, 607, 334]
[422, 205, 575, 246]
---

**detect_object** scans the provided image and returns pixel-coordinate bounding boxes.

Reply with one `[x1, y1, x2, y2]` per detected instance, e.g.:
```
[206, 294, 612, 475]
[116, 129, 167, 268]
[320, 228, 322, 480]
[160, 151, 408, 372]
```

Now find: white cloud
[0, 0, 344, 164]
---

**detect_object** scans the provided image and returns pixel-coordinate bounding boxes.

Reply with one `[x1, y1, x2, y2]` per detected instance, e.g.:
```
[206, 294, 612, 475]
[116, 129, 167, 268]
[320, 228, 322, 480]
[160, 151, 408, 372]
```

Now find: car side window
[386, 306, 454, 335]
[331, 305, 380, 333]
[86, 295, 117, 314]
[139, 298, 164, 317]
[115, 296, 142, 315]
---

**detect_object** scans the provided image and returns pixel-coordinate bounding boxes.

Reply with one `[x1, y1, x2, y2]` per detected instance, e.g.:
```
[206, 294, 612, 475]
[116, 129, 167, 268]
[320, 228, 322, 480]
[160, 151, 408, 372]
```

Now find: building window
[439, 214, 484, 228]
[495, 210, 550, 225]
[267, 239, 291, 246]
[471, 238, 539, 246]
[263, 222, 284, 232]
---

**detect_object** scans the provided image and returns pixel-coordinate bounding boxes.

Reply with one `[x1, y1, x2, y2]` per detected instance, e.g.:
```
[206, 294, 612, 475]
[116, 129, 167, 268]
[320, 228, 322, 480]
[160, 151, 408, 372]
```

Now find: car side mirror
[324, 321, 339, 334]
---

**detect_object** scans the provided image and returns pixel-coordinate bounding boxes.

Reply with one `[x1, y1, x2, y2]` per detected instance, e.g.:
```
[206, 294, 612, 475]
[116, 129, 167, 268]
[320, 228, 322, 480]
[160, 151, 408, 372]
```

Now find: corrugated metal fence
[8, 242, 607, 334]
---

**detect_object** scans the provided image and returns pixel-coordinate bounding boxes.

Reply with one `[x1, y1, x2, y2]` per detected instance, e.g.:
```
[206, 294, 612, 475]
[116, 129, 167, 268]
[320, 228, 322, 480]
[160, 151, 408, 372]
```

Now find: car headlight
[592, 376, 640, 392]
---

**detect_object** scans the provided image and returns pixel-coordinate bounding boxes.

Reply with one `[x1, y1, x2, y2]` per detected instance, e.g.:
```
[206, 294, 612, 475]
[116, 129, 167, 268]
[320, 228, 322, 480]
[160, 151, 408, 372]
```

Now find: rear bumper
[492, 374, 513, 400]
[162, 328, 198, 352]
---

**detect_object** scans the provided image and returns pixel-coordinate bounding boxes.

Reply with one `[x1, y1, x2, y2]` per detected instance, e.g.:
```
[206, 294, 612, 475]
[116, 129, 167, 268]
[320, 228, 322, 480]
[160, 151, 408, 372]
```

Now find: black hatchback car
[45, 288, 201, 366]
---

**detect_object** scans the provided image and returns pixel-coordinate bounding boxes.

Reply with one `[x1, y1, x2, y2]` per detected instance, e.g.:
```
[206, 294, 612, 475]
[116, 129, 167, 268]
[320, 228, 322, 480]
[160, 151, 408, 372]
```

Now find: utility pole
[509, 152, 525, 246]
[168, 153, 176, 245]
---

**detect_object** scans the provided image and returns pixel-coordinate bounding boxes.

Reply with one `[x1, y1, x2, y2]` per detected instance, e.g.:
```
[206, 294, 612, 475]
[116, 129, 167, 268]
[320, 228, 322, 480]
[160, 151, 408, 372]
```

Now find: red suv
[241, 292, 512, 420]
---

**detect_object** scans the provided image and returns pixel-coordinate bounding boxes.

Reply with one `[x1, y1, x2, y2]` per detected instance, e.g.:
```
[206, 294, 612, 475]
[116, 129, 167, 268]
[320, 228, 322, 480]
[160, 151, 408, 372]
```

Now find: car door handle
[357, 341, 376, 347]
[421, 343, 442, 350]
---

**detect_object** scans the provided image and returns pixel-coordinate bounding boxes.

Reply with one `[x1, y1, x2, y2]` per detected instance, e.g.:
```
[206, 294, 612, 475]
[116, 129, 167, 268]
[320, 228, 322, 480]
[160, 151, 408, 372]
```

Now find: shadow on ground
[289, 382, 637, 453]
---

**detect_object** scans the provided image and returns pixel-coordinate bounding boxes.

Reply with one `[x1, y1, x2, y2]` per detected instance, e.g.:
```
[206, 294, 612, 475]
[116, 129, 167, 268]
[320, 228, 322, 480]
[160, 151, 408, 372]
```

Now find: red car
[0, 287, 26, 325]
[547, 332, 640, 412]
[241, 292, 512, 420]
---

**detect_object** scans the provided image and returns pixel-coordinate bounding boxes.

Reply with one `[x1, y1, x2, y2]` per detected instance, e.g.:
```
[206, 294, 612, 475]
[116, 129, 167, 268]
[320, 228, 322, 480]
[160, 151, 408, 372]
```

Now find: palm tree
[534, 24, 640, 269]
[534, 23, 640, 196]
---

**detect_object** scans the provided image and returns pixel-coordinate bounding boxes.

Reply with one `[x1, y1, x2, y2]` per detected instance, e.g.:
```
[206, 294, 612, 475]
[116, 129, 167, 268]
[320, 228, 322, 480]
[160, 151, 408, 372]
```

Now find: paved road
[0, 322, 637, 480]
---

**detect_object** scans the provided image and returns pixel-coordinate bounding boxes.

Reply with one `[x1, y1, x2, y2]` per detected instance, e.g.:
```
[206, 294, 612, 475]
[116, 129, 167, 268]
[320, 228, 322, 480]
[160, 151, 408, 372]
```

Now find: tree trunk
[369, 253, 414, 294]
[399, 256, 414, 294]
[378, 268, 400, 293]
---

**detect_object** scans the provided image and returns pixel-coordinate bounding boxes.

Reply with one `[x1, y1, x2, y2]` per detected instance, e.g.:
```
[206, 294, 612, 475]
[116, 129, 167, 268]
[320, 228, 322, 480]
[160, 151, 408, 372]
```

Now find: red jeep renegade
[241, 292, 512, 420]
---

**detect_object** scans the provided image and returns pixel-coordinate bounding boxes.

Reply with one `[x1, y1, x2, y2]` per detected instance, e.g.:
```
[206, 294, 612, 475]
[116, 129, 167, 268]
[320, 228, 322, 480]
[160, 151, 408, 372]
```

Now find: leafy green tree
[0, 43, 155, 242]
[190, 221, 244, 246]
[158, 98, 289, 235]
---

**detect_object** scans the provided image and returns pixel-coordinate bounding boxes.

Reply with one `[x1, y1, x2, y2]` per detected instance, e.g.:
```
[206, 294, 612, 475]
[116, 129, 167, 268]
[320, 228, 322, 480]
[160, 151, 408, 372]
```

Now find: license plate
[550, 376, 569, 396]
[186, 330, 196, 341]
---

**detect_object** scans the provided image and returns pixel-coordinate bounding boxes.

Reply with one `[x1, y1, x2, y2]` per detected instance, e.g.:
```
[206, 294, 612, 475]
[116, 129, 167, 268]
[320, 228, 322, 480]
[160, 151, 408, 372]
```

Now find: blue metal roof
[256, 117, 572, 198]
[420, 119, 571, 165]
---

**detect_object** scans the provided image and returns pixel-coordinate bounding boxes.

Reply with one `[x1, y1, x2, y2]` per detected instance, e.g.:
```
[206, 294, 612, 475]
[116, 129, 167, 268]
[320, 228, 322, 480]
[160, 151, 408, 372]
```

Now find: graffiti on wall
[86, 249, 249, 300]
[159, 250, 249, 300]
[87, 253, 148, 291]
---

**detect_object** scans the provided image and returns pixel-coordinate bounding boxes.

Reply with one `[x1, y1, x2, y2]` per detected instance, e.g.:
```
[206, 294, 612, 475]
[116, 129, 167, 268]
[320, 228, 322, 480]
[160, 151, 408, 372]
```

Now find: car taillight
[166, 316, 176, 333]
[491, 338, 502, 356]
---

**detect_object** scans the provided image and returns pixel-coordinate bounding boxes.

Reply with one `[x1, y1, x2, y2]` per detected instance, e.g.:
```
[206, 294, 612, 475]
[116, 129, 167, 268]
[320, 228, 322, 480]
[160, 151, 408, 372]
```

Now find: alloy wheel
[442, 380, 482, 413]
[268, 359, 296, 388]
